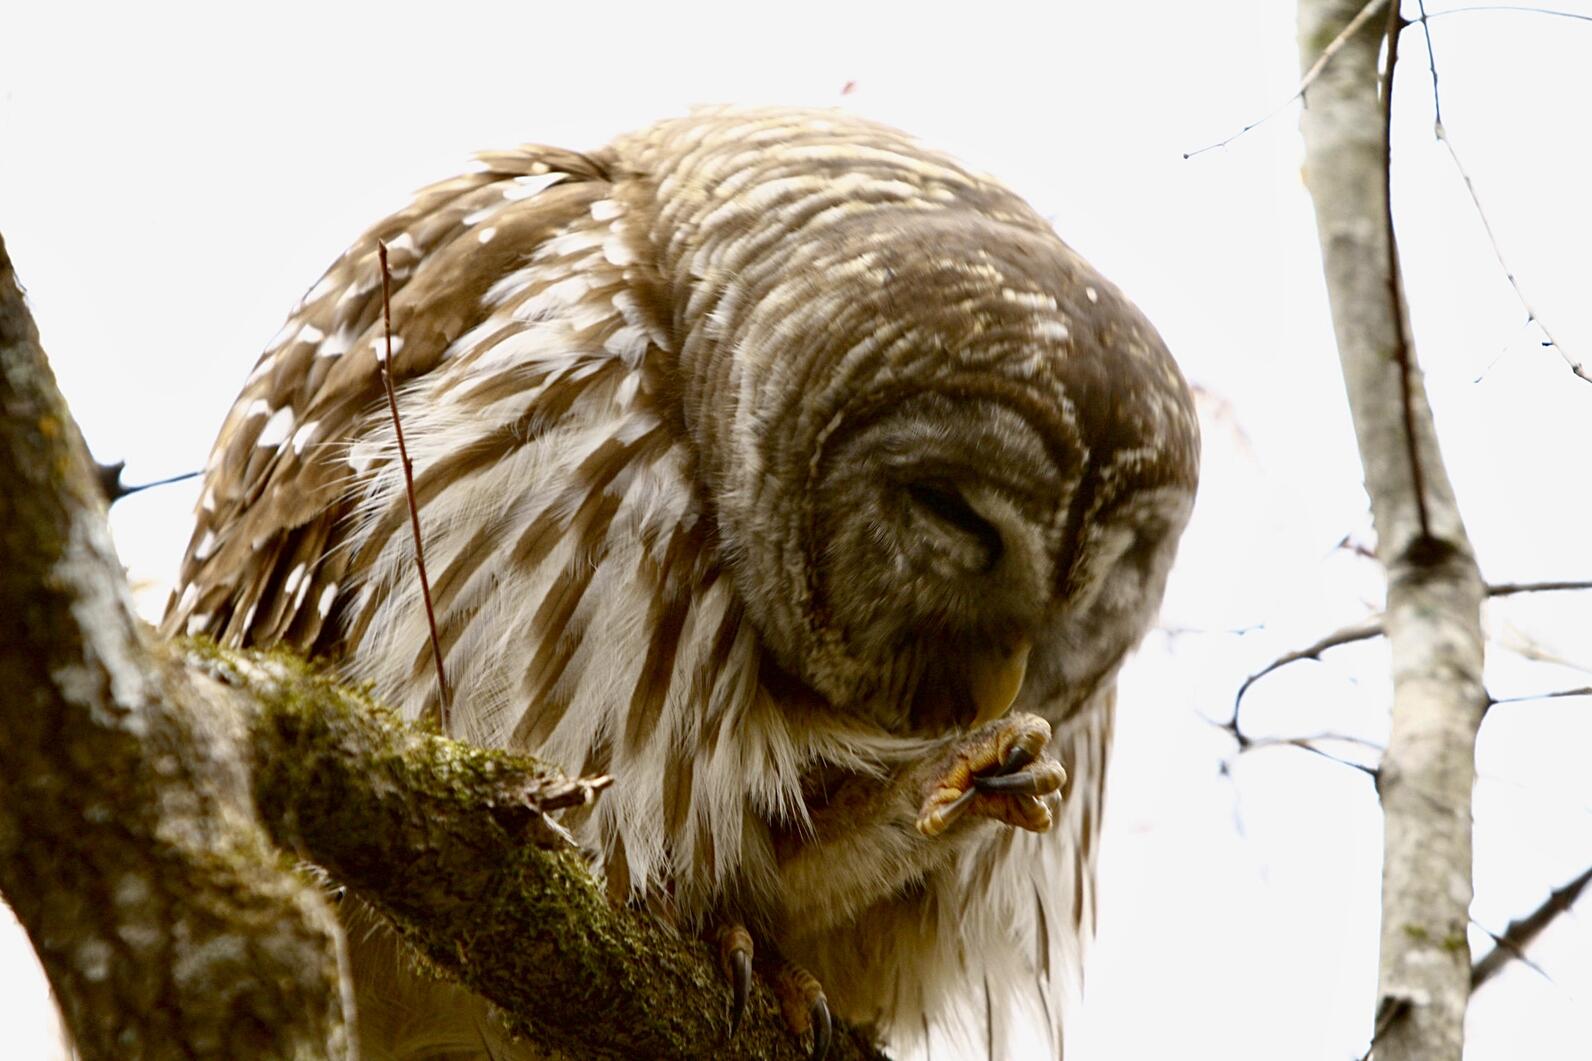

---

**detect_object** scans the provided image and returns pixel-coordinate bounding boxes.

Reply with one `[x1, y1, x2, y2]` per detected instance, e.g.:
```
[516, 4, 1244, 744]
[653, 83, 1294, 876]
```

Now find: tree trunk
[0, 233, 352, 1058]
[1295, 4, 1488, 1060]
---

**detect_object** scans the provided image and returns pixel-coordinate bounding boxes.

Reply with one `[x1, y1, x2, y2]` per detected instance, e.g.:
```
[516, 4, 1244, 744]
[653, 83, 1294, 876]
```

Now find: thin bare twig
[1470, 918, 1554, 984]
[1185, 0, 1388, 158]
[1231, 731, 1385, 754]
[1488, 579, 1592, 597]
[1231, 578, 1592, 723]
[1428, 5, 1592, 24]
[1471, 865, 1592, 991]
[1230, 620, 1385, 731]
[1471, 317, 1539, 383]
[1488, 686, 1592, 706]
[1409, 2, 1591, 383]
[1441, 129, 1590, 383]
[1358, 996, 1411, 1061]
[1413, 1, 1443, 127]
[1223, 731, 1383, 779]
[93, 460, 200, 503]
[1496, 636, 1592, 675]
[376, 240, 453, 733]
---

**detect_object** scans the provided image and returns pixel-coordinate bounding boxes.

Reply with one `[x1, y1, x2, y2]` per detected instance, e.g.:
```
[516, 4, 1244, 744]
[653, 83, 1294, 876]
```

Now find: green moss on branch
[198, 647, 888, 1061]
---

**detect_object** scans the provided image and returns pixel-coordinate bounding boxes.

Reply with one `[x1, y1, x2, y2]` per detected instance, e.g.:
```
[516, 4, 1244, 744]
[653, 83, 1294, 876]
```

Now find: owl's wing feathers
[163, 144, 611, 652]
[165, 141, 868, 925]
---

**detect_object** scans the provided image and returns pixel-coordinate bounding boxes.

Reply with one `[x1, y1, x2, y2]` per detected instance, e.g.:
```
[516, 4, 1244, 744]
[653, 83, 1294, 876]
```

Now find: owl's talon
[973, 759, 1067, 796]
[773, 961, 831, 1061]
[715, 922, 755, 1038]
[996, 743, 1037, 775]
[920, 785, 977, 834]
[729, 948, 751, 1037]
[810, 993, 832, 1061]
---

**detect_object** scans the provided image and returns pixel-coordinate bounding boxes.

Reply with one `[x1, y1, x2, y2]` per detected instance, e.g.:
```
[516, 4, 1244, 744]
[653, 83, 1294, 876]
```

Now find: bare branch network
[1191, 0, 1589, 386]
[1227, 578, 1592, 733]
[1192, 5, 1592, 1027]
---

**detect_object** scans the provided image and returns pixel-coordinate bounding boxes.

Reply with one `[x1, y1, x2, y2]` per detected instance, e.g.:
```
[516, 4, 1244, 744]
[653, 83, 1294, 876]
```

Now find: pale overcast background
[3, 2, 1590, 1058]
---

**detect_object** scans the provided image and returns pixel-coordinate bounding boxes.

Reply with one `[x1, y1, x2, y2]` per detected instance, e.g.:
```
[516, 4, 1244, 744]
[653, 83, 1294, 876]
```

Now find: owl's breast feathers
[164, 107, 1190, 1055]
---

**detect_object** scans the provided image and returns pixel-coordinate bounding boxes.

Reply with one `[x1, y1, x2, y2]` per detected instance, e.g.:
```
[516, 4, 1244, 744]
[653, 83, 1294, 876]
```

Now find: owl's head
[657, 114, 1199, 733]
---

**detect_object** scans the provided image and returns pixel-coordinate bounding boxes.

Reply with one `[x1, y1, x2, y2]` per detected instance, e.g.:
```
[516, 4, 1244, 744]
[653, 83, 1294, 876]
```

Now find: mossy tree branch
[222, 650, 887, 1060]
[0, 231, 888, 1060]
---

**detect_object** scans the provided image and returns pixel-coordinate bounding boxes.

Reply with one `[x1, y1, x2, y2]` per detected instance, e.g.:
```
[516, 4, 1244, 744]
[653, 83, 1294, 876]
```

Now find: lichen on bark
[0, 232, 352, 1059]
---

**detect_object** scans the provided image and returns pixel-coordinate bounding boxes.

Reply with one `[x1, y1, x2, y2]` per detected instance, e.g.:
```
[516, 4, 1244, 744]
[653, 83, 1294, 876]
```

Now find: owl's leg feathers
[772, 959, 833, 1061]
[915, 712, 1067, 837]
[714, 921, 755, 1038]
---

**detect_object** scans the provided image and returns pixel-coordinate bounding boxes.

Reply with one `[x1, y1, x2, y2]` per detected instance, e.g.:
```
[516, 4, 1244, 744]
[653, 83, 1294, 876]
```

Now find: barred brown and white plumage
[164, 107, 1198, 1058]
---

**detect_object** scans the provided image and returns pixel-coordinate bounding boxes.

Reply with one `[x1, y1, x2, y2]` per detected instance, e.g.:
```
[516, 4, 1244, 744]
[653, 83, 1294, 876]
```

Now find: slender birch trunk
[1295, 3, 1487, 1059]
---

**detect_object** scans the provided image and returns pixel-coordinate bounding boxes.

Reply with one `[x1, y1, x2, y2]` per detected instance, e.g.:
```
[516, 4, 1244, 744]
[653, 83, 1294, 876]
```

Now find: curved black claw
[973, 769, 1046, 795]
[729, 946, 752, 1038]
[997, 743, 1037, 774]
[810, 993, 832, 1061]
[717, 922, 755, 1039]
[972, 742, 1039, 793]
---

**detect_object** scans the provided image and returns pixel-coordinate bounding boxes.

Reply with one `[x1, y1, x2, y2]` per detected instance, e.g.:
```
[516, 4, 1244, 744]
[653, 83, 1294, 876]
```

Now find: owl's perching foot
[916, 713, 1067, 837]
[773, 960, 833, 1061]
[715, 923, 831, 1060]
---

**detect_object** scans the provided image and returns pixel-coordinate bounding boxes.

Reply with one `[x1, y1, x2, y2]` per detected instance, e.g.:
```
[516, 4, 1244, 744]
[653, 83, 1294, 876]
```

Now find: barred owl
[164, 107, 1198, 1059]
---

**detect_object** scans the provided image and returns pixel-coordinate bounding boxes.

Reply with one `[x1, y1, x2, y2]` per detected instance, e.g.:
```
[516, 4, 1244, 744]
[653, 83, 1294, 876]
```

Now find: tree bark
[0, 231, 887, 1061]
[1295, 5, 1487, 1061]
[0, 234, 352, 1058]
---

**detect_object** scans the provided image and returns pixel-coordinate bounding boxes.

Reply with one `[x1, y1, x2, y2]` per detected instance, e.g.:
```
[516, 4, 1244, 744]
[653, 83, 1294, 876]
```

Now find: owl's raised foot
[915, 712, 1067, 837]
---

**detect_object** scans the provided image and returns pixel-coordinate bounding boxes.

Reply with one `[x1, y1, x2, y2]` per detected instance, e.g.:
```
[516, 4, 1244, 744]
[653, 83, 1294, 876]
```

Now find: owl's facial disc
[691, 208, 1199, 732]
[799, 395, 1069, 729]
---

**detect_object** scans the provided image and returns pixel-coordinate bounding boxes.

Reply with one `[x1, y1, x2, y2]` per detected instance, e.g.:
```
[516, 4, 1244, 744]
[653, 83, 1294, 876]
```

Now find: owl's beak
[969, 637, 1031, 726]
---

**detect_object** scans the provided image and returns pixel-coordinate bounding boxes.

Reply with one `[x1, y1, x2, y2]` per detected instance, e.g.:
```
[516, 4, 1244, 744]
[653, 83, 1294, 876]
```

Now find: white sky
[3, 2, 1590, 1058]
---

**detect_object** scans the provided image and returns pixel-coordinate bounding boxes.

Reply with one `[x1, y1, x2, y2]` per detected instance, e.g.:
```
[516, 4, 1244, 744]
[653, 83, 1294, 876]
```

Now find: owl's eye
[1121, 523, 1166, 571]
[905, 480, 1004, 569]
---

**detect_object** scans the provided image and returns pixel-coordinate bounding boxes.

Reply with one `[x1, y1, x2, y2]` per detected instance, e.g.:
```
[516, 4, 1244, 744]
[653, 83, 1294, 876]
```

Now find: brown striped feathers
[164, 107, 1197, 1059]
